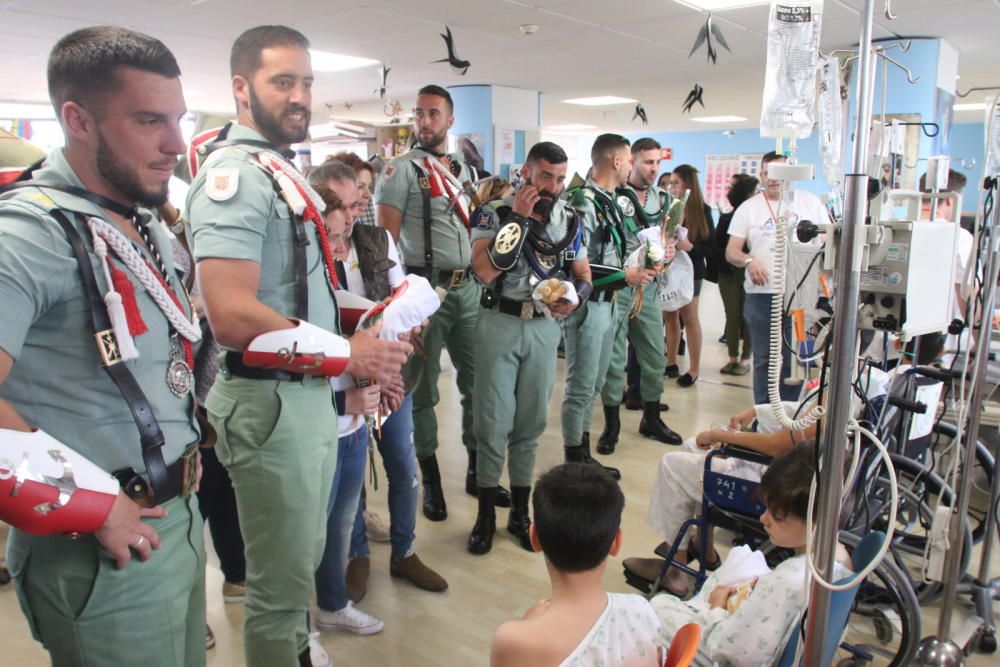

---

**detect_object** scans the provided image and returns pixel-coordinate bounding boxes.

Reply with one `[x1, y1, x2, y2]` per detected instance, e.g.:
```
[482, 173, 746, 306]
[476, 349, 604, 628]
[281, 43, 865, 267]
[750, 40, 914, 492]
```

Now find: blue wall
[624, 128, 828, 199]
[448, 85, 494, 169]
[625, 122, 986, 214]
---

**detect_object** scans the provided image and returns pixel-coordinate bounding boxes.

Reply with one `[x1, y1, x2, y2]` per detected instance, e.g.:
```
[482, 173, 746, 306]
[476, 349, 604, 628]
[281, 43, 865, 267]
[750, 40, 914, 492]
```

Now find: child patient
[651, 442, 847, 667]
[490, 463, 663, 667]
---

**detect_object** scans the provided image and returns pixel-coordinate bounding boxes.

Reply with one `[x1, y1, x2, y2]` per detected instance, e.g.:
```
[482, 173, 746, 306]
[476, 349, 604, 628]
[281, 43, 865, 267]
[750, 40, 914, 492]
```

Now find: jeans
[744, 293, 798, 404]
[350, 394, 418, 561]
[315, 423, 369, 612]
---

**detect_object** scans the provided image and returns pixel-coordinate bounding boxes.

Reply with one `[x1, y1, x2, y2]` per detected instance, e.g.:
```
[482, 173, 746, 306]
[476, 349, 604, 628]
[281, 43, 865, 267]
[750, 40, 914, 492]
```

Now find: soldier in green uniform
[561, 134, 654, 480]
[0, 27, 206, 666]
[375, 85, 511, 520]
[187, 26, 410, 667]
[466, 142, 591, 555]
[596, 138, 683, 453]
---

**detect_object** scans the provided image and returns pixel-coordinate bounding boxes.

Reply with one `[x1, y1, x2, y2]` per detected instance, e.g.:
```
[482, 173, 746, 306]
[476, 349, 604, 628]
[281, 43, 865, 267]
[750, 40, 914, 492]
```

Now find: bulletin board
[704, 153, 763, 210]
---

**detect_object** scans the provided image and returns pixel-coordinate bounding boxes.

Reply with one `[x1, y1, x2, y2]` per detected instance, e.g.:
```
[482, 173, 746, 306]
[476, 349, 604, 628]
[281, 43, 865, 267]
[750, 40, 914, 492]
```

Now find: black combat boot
[467, 486, 497, 555]
[564, 434, 622, 480]
[596, 404, 620, 454]
[465, 449, 511, 507]
[639, 401, 683, 445]
[418, 455, 447, 521]
[506, 486, 535, 552]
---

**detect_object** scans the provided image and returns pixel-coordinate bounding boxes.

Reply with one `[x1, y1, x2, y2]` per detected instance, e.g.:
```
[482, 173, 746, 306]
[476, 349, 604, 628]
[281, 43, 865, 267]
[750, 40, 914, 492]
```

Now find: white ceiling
[0, 0, 997, 132]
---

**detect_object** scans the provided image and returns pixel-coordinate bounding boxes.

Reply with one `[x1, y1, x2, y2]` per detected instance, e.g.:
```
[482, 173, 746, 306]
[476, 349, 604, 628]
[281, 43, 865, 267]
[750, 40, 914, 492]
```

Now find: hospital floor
[2, 288, 998, 666]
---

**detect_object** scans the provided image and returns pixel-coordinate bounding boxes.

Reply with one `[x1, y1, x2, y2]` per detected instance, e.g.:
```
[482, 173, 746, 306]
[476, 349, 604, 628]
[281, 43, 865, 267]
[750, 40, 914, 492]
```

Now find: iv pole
[803, 0, 877, 662]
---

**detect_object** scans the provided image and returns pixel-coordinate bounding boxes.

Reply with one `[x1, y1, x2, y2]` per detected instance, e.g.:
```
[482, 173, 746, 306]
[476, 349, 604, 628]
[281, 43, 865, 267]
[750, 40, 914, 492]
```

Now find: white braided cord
[86, 217, 201, 342]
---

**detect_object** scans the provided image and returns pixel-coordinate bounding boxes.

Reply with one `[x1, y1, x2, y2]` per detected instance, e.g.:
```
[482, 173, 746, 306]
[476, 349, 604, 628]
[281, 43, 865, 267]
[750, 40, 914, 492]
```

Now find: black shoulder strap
[198, 122, 296, 161]
[409, 159, 434, 274]
[47, 208, 171, 497]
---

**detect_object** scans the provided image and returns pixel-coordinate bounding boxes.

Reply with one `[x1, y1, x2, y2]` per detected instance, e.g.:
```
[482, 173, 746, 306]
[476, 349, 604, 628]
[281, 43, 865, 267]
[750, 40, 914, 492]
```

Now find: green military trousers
[8, 495, 206, 667]
[409, 278, 479, 459]
[473, 307, 561, 487]
[560, 298, 616, 447]
[206, 372, 339, 667]
[600, 282, 666, 405]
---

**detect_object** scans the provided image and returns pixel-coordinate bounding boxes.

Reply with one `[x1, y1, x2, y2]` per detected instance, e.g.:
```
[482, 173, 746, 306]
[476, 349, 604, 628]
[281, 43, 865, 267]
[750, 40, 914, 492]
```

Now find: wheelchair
[624, 442, 922, 666]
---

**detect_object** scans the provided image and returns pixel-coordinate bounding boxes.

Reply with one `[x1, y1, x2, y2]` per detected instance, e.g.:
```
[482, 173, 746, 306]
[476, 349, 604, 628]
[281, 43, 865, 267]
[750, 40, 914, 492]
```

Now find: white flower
[647, 241, 665, 263]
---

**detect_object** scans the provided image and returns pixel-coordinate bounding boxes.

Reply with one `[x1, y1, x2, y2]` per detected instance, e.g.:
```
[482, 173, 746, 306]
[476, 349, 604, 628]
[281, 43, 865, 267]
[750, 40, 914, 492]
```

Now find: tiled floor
[2, 287, 998, 665]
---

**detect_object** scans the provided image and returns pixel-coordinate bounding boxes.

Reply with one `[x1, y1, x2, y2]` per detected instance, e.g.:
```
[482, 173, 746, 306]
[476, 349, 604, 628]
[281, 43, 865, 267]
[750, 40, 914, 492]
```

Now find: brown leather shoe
[390, 553, 448, 592]
[345, 556, 370, 603]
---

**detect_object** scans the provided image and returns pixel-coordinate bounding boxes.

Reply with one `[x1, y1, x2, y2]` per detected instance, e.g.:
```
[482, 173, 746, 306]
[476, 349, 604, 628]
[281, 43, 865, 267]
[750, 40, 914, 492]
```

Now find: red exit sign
[660, 148, 673, 160]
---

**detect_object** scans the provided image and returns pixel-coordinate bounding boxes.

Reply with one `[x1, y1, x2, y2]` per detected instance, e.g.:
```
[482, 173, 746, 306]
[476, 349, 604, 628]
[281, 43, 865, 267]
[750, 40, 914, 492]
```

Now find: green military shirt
[569, 178, 625, 268]
[616, 183, 670, 255]
[470, 196, 585, 302]
[373, 146, 476, 272]
[186, 124, 340, 345]
[0, 148, 198, 474]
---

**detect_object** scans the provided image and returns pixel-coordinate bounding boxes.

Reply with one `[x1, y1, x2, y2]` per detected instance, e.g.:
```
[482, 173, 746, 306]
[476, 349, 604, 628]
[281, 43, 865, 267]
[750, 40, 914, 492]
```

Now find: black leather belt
[224, 351, 305, 382]
[114, 444, 198, 508]
[589, 290, 617, 303]
[408, 266, 470, 289]
[491, 297, 545, 320]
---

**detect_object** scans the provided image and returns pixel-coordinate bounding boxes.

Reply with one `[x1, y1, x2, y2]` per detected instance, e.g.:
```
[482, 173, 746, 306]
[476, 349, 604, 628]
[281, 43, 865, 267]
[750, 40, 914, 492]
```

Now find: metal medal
[167, 336, 194, 397]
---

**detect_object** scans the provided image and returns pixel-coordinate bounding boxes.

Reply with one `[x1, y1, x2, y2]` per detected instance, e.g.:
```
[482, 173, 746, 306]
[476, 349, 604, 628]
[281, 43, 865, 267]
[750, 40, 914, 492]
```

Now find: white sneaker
[309, 632, 332, 667]
[314, 601, 385, 635]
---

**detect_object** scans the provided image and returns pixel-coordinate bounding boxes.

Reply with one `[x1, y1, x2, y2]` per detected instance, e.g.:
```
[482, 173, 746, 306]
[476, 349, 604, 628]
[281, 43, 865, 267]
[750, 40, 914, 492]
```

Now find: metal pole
[936, 187, 1000, 639]
[804, 1, 877, 664]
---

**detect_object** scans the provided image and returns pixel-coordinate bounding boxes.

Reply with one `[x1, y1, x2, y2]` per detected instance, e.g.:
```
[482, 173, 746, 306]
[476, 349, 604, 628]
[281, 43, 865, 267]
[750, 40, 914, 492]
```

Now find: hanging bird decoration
[374, 63, 391, 99]
[433, 25, 471, 75]
[632, 102, 649, 125]
[681, 84, 705, 113]
[689, 13, 731, 64]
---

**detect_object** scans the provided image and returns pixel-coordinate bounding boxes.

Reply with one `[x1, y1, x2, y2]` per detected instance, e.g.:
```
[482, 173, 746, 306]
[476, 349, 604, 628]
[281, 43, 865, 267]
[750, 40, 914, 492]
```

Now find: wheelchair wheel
[929, 422, 995, 544]
[837, 531, 921, 667]
[857, 453, 972, 604]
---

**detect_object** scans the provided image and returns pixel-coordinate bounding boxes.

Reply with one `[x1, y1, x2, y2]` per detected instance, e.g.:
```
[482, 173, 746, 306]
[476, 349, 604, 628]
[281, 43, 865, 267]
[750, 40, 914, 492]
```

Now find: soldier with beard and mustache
[375, 84, 512, 523]
[0, 27, 206, 666]
[186, 25, 411, 667]
[465, 142, 592, 555]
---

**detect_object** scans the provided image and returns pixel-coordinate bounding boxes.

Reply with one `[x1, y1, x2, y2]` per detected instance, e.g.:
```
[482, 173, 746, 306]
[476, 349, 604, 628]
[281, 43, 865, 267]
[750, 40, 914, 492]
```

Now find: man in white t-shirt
[919, 169, 975, 358]
[725, 152, 830, 403]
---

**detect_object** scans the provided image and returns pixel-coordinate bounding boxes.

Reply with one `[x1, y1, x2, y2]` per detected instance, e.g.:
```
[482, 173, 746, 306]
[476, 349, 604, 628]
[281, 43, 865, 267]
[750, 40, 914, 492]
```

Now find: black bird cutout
[682, 84, 705, 113]
[632, 103, 648, 125]
[374, 63, 390, 99]
[689, 13, 731, 65]
[433, 26, 471, 75]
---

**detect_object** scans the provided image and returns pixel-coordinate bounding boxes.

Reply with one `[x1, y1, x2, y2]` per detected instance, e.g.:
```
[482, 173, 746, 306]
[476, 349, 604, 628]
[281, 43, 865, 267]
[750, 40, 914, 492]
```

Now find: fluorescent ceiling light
[547, 124, 598, 131]
[954, 102, 987, 111]
[563, 96, 637, 106]
[674, 1, 770, 10]
[309, 50, 379, 72]
[690, 115, 748, 123]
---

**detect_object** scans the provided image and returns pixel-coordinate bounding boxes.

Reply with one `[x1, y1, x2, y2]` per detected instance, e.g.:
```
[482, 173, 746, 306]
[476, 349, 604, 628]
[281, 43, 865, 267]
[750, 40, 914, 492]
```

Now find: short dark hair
[761, 151, 785, 167]
[417, 84, 453, 112]
[231, 25, 309, 79]
[526, 141, 568, 165]
[330, 152, 376, 179]
[532, 463, 624, 573]
[760, 441, 815, 522]
[631, 137, 661, 154]
[308, 159, 358, 189]
[591, 133, 630, 166]
[312, 183, 345, 213]
[919, 168, 967, 194]
[47, 26, 180, 117]
[904, 332, 945, 366]
[727, 173, 759, 209]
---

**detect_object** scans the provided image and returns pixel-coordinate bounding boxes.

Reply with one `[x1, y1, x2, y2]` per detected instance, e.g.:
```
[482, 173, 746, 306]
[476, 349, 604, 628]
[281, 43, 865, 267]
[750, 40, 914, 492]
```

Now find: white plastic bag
[656, 251, 694, 312]
[531, 279, 579, 319]
[760, 0, 824, 139]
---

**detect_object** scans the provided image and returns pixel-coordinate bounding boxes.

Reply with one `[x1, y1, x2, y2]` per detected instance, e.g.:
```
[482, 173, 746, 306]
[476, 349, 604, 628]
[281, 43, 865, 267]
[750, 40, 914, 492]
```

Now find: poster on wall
[498, 129, 515, 165]
[449, 132, 487, 172]
[704, 153, 763, 210]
